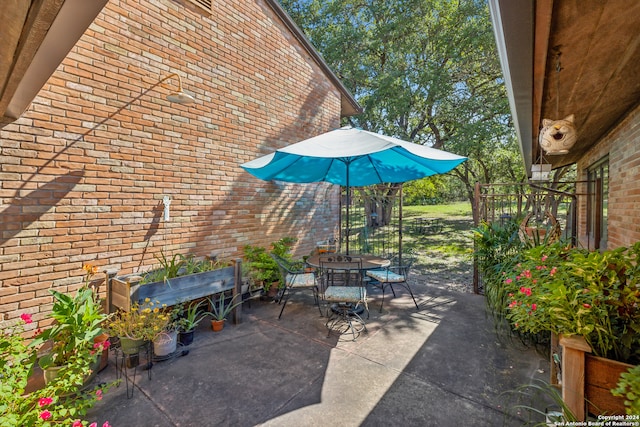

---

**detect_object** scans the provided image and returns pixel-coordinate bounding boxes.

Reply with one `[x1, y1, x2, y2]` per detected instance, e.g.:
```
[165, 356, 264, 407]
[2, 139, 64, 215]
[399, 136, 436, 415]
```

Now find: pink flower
[103, 422, 111, 427]
[523, 270, 532, 279]
[541, 255, 548, 262]
[515, 275, 521, 281]
[531, 303, 537, 311]
[39, 410, 52, 421]
[505, 278, 512, 284]
[90, 423, 98, 427]
[72, 421, 83, 427]
[38, 397, 53, 407]
[508, 300, 517, 308]
[583, 303, 591, 309]
[550, 267, 557, 276]
[102, 340, 111, 350]
[20, 313, 32, 324]
[96, 389, 103, 400]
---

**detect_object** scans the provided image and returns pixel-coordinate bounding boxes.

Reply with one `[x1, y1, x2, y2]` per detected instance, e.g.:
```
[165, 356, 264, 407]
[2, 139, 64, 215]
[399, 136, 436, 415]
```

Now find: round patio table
[305, 253, 391, 271]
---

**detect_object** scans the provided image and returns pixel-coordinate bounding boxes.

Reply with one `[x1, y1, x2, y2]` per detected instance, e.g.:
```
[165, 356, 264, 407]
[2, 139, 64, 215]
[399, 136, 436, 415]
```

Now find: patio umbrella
[241, 126, 467, 253]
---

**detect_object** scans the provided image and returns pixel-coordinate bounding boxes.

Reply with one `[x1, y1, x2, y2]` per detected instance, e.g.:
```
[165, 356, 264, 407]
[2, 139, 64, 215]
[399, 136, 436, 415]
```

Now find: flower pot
[211, 319, 225, 332]
[153, 330, 178, 357]
[119, 336, 145, 355]
[178, 330, 195, 346]
[93, 332, 110, 372]
[42, 364, 64, 385]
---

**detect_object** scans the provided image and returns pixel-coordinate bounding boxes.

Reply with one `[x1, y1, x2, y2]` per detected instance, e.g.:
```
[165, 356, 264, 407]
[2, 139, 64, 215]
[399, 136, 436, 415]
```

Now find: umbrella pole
[345, 164, 350, 255]
[399, 184, 403, 264]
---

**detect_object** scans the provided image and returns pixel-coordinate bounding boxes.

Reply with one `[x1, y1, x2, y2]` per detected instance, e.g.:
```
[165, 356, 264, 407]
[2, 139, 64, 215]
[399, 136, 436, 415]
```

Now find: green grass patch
[403, 202, 472, 218]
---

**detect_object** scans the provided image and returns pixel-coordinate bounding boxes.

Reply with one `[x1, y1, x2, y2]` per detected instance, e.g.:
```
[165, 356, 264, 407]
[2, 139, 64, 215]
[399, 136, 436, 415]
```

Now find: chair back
[319, 254, 362, 286]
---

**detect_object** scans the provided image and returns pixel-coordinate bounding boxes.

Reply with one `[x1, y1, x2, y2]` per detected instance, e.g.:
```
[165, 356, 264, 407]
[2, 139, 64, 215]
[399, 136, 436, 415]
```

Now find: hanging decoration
[538, 49, 578, 155]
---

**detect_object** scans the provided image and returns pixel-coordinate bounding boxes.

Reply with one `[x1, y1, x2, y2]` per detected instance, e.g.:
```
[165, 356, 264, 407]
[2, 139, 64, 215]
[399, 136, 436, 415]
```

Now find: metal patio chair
[365, 257, 419, 312]
[270, 253, 320, 319]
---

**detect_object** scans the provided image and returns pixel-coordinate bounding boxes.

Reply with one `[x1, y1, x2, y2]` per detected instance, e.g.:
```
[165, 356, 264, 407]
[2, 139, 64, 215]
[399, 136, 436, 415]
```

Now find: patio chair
[319, 255, 369, 340]
[365, 257, 419, 312]
[270, 254, 321, 319]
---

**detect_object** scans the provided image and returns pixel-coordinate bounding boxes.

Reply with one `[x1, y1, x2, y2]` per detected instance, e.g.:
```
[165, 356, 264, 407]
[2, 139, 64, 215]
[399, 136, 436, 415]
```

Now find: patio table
[306, 253, 391, 271]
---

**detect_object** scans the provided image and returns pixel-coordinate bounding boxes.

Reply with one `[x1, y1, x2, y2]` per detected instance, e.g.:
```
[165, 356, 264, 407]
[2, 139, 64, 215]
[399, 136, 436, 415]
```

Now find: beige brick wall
[576, 103, 640, 249]
[0, 0, 343, 327]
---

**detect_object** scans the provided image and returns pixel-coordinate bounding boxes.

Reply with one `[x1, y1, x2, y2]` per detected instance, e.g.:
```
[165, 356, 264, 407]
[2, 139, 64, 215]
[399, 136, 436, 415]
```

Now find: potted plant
[106, 298, 171, 366]
[175, 300, 207, 346]
[110, 253, 237, 312]
[206, 294, 243, 332]
[243, 237, 297, 297]
[32, 265, 110, 385]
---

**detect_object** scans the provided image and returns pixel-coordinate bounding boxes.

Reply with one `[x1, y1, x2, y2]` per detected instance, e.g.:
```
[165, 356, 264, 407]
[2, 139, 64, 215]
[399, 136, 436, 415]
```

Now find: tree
[281, 0, 524, 222]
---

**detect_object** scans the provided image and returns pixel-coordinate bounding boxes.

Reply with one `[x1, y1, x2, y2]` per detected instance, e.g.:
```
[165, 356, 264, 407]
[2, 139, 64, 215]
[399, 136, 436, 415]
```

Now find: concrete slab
[86, 282, 548, 426]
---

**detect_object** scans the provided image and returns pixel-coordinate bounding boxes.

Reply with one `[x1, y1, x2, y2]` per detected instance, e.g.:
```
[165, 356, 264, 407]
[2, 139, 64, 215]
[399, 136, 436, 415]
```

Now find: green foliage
[31, 265, 110, 369]
[140, 251, 229, 285]
[1, 314, 114, 426]
[281, 0, 523, 203]
[175, 300, 207, 332]
[502, 379, 577, 426]
[492, 241, 640, 363]
[612, 364, 640, 415]
[106, 299, 171, 341]
[243, 237, 297, 291]
[206, 294, 243, 321]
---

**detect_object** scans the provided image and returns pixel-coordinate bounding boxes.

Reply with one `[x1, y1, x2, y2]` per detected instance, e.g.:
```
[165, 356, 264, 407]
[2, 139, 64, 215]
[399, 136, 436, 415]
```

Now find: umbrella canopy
[241, 126, 467, 186]
[241, 126, 467, 253]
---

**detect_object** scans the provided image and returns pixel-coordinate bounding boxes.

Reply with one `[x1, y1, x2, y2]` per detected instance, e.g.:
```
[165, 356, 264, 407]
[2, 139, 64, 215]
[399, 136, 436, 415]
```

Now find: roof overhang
[0, 0, 108, 127]
[489, 0, 640, 175]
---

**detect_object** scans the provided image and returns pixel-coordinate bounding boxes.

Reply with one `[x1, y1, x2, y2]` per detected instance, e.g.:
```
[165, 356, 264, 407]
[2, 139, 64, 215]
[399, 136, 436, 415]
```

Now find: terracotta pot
[211, 319, 225, 332]
[93, 332, 110, 372]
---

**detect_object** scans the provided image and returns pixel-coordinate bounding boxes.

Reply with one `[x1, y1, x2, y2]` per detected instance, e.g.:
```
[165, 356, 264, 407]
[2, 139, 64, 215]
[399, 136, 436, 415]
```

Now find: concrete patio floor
[86, 280, 549, 426]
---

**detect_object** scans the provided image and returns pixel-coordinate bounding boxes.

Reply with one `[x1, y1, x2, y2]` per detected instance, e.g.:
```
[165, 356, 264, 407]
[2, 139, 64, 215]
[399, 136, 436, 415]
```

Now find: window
[587, 157, 608, 250]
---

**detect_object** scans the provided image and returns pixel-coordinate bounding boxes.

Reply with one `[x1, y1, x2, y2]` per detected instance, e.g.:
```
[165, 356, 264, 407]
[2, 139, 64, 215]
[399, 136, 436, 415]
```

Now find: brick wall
[576, 102, 640, 249]
[0, 0, 343, 328]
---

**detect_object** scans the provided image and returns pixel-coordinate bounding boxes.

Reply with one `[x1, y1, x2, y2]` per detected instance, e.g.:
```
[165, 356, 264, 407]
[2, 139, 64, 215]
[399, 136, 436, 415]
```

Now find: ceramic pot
[119, 336, 145, 355]
[153, 330, 177, 357]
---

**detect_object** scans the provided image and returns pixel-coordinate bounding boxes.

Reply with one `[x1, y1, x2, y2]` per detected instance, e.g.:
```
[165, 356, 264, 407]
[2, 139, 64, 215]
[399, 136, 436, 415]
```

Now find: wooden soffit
[0, 0, 107, 127]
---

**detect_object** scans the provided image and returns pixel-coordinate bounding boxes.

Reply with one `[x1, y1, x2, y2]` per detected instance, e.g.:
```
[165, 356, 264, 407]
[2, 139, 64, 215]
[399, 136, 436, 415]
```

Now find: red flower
[39, 410, 52, 421]
[583, 303, 591, 309]
[72, 421, 83, 427]
[38, 397, 53, 407]
[20, 313, 32, 324]
[531, 303, 537, 311]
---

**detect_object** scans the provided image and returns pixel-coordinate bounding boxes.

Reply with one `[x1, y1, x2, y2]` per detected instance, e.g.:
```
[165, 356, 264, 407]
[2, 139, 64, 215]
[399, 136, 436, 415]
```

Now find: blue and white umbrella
[241, 126, 467, 253]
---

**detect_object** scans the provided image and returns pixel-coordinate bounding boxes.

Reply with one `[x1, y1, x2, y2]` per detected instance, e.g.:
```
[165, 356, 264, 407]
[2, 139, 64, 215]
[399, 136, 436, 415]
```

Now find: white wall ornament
[538, 114, 578, 155]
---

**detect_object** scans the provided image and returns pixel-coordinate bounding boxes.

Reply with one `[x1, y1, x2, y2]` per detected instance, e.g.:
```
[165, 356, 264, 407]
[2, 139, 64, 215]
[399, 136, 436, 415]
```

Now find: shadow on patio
[87, 275, 548, 426]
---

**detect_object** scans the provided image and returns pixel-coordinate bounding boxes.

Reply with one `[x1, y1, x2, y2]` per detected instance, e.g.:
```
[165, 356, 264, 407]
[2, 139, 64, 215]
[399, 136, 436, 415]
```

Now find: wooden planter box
[559, 335, 634, 420]
[109, 262, 240, 313]
[586, 355, 633, 416]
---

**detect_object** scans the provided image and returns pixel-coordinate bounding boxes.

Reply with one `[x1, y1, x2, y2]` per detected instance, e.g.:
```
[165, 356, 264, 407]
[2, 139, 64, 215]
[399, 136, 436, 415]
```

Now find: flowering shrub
[502, 242, 640, 363]
[0, 314, 113, 426]
[106, 298, 171, 341]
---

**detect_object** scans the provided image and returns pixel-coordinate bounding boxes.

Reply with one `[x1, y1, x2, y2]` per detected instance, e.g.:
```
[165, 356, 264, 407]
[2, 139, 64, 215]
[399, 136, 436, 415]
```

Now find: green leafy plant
[32, 265, 110, 369]
[140, 252, 229, 284]
[612, 364, 640, 415]
[106, 298, 171, 341]
[206, 294, 243, 321]
[501, 241, 640, 363]
[176, 300, 207, 332]
[1, 313, 114, 426]
[243, 237, 297, 291]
